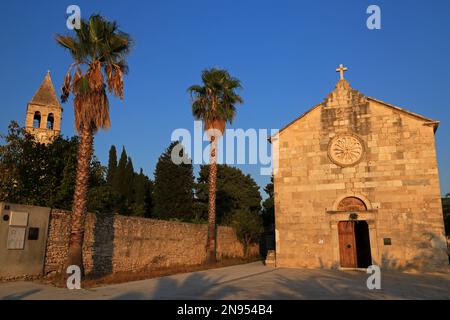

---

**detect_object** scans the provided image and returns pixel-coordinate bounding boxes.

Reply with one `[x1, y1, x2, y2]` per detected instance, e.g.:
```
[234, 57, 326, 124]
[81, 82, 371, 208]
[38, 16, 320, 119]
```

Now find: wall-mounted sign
[7, 227, 26, 250]
[10, 211, 29, 227]
[7, 211, 29, 250]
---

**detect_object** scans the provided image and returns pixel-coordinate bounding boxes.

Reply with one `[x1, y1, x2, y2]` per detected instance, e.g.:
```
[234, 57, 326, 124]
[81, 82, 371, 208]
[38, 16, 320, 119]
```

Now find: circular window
[3, 214, 9, 222]
[328, 133, 365, 167]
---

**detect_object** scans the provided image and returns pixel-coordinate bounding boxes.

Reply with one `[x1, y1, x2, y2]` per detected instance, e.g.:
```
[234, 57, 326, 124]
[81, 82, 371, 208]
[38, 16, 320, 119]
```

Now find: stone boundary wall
[44, 210, 258, 276]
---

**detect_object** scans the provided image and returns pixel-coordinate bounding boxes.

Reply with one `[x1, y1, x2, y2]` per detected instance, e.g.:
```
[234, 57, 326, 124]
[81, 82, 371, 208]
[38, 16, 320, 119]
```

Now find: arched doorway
[337, 197, 372, 268]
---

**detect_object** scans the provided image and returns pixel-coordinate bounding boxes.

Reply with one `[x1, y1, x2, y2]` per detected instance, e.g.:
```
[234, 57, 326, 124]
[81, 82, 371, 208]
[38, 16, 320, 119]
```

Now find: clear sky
[1, 0, 449, 196]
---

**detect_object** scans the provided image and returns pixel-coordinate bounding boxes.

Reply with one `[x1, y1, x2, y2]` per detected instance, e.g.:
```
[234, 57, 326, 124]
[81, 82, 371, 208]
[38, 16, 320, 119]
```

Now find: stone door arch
[337, 197, 367, 211]
[332, 193, 373, 211]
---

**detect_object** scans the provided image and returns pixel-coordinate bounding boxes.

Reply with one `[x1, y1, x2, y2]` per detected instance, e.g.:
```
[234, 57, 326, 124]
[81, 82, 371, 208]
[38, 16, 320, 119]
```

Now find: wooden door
[338, 221, 357, 268]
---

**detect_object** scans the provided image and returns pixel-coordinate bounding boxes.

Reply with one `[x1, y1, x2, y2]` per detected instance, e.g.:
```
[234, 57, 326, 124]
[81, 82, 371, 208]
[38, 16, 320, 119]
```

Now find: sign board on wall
[9, 211, 29, 227]
[7, 227, 26, 250]
[7, 211, 29, 250]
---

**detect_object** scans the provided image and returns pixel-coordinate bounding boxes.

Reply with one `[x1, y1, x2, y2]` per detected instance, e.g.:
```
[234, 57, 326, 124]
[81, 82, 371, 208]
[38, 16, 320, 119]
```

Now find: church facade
[25, 71, 62, 144]
[273, 66, 448, 271]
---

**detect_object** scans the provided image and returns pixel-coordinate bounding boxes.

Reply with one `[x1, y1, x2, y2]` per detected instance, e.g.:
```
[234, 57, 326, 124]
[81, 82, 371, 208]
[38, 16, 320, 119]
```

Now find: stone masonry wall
[45, 210, 258, 276]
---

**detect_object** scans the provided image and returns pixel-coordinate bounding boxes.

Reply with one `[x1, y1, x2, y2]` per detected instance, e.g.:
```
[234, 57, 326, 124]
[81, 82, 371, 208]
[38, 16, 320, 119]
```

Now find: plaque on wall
[9, 211, 29, 227]
[7, 226, 26, 250]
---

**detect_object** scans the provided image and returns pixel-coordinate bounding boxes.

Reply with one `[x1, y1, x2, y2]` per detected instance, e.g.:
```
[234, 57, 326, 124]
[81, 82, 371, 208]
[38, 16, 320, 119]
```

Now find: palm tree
[55, 14, 132, 274]
[188, 68, 243, 263]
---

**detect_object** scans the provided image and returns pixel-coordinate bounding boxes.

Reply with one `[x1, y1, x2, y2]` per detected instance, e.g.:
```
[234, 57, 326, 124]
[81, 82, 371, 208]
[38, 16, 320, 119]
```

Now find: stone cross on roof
[336, 64, 348, 80]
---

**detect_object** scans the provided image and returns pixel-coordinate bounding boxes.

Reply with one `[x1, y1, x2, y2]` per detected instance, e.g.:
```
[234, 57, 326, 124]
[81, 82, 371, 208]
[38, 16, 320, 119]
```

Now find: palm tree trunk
[66, 124, 93, 275]
[206, 136, 218, 264]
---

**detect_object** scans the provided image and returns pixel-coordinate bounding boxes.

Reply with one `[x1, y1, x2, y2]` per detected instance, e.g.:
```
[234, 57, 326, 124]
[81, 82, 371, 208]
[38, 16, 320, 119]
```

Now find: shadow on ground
[113, 271, 247, 300]
[2, 289, 42, 300]
[255, 269, 450, 300]
[1, 263, 448, 300]
[112, 265, 450, 300]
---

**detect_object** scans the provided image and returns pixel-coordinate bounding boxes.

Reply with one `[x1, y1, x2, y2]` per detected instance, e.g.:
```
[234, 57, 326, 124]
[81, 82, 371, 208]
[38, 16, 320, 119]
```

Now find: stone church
[25, 71, 62, 144]
[273, 65, 448, 271]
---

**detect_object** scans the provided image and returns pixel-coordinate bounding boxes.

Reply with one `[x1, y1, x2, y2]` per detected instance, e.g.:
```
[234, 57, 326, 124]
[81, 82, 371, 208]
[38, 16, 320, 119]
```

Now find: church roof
[274, 81, 439, 139]
[29, 71, 61, 108]
[366, 96, 439, 131]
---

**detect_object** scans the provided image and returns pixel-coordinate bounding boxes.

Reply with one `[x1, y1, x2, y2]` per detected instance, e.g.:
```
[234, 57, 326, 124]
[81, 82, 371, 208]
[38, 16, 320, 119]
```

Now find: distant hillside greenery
[0, 122, 263, 227]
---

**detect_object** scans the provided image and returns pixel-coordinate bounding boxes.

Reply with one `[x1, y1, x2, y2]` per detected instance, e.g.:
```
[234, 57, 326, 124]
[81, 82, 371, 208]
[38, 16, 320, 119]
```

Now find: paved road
[1, 262, 449, 300]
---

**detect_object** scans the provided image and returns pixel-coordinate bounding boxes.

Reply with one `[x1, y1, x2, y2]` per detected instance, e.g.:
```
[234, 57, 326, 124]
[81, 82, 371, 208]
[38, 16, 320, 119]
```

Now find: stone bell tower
[25, 71, 62, 144]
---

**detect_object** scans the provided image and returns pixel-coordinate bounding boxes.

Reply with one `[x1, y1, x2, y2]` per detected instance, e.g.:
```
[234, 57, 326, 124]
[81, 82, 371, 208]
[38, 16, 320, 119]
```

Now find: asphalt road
[1, 262, 449, 300]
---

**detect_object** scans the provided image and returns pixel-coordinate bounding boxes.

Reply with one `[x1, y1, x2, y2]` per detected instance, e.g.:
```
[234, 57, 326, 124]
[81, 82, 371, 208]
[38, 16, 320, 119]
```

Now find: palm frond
[55, 13, 132, 133]
[188, 68, 243, 125]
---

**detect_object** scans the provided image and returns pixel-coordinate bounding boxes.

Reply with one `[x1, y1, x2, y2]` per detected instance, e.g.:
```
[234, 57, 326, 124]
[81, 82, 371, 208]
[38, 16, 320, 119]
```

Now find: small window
[46, 113, 54, 130]
[28, 227, 39, 240]
[33, 111, 41, 128]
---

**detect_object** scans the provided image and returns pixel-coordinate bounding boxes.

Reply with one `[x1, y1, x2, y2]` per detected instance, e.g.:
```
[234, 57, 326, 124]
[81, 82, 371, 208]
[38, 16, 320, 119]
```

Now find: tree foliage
[188, 68, 243, 125]
[133, 168, 153, 217]
[443, 194, 450, 237]
[55, 14, 132, 133]
[0, 121, 79, 208]
[231, 208, 263, 257]
[262, 176, 274, 228]
[106, 145, 153, 216]
[0, 122, 152, 216]
[195, 164, 262, 224]
[0, 122, 268, 230]
[106, 145, 117, 185]
[152, 142, 194, 220]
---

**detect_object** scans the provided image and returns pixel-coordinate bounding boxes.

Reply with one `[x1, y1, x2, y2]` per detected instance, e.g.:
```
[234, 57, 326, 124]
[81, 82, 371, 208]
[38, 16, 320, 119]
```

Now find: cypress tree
[153, 141, 194, 220]
[133, 168, 146, 216]
[144, 178, 154, 217]
[124, 157, 135, 204]
[112, 146, 128, 213]
[51, 138, 79, 210]
[113, 146, 127, 193]
[106, 145, 117, 185]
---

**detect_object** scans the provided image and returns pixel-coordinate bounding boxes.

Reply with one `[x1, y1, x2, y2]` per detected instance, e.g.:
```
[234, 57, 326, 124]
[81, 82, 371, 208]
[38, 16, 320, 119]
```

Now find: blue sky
[1, 0, 449, 196]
